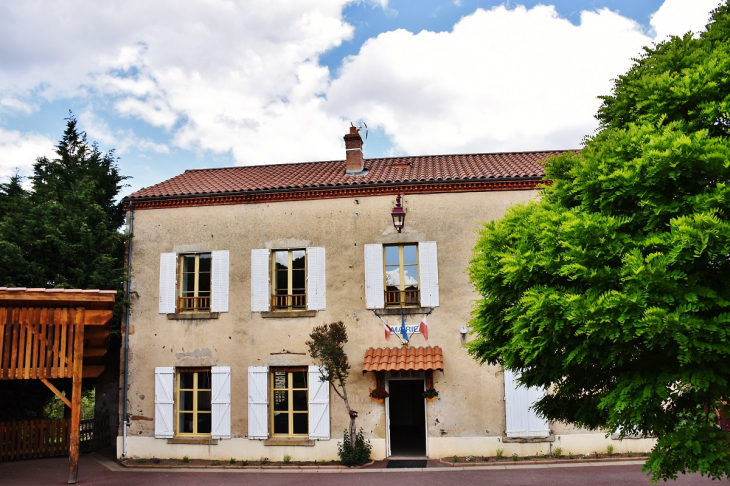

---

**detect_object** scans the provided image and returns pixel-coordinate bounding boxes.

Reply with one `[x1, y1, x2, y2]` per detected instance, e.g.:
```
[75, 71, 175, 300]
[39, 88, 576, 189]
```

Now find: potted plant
[369, 387, 389, 403]
[423, 388, 439, 401]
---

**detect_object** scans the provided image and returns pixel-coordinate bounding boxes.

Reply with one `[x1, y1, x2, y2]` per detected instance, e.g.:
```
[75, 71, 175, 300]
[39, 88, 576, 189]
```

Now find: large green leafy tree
[468, 3, 730, 481]
[0, 114, 128, 421]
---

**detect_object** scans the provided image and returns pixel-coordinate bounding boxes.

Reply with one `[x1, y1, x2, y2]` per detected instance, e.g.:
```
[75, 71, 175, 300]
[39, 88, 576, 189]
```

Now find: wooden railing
[384, 289, 420, 307]
[79, 416, 111, 453]
[271, 294, 306, 310]
[0, 308, 82, 380]
[177, 296, 211, 313]
[0, 419, 69, 461]
[0, 417, 111, 461]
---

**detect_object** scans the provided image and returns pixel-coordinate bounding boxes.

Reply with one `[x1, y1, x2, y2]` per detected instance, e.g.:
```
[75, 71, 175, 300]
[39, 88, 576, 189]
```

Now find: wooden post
[68, 308, 85, 484]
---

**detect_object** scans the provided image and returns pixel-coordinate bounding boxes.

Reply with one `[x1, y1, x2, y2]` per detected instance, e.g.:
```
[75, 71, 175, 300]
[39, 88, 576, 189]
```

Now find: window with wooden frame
[384, 244, 420, 306]
[177, 368, 212, 436]
[270, 368, 308, 436]
[178, 253, 211, 312]
[271, 249, 306, 310]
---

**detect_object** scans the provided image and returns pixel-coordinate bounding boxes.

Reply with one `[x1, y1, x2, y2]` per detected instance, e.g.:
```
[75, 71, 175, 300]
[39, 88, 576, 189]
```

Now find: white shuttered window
[154, 367, 174, 438]
[364, 242, 440, 309]
[308, 366, 330, 440]
[159, 253, 177, 314]
[211, 251, 230, 313]
[159, 251, 229, 314]
[248, 366, 269, 439]
[364, 244, 385, 309]
[307, 247, 326, 310]
[251, 249, 271, 312]
[418, 242, 439, 307]
[504, 369, 550, 437]
[211, 366, 231, 439]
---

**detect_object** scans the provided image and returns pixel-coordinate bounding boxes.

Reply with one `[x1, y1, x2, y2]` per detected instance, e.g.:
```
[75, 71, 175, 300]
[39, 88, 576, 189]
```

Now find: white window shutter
[211, 250, 230, 313]
[248, 366, 269, 439]
[418, 242, 439, 307]
[364, 244, 384, 309]
[504, 369, 550, 438]
[159, 253, 177, 314]
[154, 367, 174, 438]
[211, 366, 231, 439]
[307, 247, 326, 311]
[251, 249, 271, 312]
[308, 366, 330, 440]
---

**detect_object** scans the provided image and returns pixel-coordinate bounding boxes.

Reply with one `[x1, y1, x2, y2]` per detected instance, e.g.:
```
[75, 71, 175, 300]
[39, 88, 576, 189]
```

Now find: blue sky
[0, 0, 720, 197]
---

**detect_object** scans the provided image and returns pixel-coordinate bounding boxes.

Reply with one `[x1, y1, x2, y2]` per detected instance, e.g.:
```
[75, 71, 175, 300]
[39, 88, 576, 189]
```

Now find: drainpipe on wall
[122, 200, 134, 457]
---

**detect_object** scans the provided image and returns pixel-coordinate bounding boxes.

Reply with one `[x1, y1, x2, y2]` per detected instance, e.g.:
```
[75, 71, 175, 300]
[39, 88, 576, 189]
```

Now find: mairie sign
[391, 325, 421, 334]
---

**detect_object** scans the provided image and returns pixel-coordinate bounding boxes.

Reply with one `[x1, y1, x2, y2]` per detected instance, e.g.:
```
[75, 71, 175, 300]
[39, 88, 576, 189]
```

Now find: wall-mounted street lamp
[391, 194, 406, 233]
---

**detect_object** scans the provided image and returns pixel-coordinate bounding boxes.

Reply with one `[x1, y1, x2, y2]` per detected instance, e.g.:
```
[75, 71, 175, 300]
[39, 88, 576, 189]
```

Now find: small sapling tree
[306, 321, 358, 448]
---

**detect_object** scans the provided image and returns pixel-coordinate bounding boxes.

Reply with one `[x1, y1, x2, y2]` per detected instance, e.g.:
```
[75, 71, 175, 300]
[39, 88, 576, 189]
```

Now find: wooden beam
[81, 365, 105, 378]
[82, 309, 114, 326]
[82, 348, 107, 358]
[68, 308, 85, 484]
[0, 291, 116, 306]
[39, 377, 72, 408]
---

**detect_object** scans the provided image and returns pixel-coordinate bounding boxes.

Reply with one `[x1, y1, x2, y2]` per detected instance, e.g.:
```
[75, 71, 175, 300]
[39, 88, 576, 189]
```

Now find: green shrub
[283, 455, 291, 464]
[337, 428, 372, 467]
[496, 447, 504, 460]
[241, 460, 249, 466]
[211, 460, 221, 466]
[229, 458, 236, 465]
[512, 453, 518, 461]
[552, 447, 562, 458]
[627, 451, 633, 458]
[606, 444, 614, 455]
[452, 455, 459, 463]
[182, 456, 190, 464]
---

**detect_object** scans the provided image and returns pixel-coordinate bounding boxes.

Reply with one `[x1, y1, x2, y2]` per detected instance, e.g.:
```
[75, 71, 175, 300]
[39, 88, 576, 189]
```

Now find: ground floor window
[271, 368, 308, 436]
[177, 368, 212, 435]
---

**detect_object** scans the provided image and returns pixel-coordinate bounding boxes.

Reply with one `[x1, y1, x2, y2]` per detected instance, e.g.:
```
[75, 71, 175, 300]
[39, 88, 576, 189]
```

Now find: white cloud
[0, 0, 355, 164]
[326, 5, 650, 154]
[0, 129, 55, 180]
[650, 0, 719, 41]
[78, 110, 169, 155]
[0, 0, 722, 171]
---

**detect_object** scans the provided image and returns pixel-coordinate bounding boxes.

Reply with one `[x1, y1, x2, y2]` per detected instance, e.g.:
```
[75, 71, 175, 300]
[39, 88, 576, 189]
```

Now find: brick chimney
[344, 126, 364, 174]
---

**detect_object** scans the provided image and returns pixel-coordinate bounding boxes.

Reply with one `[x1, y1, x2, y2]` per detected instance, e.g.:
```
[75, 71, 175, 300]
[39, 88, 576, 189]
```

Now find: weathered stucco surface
[121, 189, 649, 460]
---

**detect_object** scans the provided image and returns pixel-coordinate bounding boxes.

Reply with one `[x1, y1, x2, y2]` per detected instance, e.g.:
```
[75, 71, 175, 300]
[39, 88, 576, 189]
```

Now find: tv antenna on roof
[351, 121, 368, 140]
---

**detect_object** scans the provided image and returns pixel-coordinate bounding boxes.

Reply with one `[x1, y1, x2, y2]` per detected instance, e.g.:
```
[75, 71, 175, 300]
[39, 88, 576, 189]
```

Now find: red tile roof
[127, 151, 567, 200]
[362, 346, 444, 373]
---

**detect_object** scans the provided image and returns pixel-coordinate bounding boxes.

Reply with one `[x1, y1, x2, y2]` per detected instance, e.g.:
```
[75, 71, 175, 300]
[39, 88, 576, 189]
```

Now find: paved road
[0, 454, 725, 486]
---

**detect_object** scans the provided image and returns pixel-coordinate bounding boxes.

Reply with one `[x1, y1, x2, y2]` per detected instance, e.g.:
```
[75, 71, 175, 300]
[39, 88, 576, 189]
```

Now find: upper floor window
[159, 251, 229, 315]
[364, 242, 439, 309]
[384, 244, 420, 307]
[272, 249, 306, 310]
[179, 253, 211, 312]
[251, 247, 326, 313]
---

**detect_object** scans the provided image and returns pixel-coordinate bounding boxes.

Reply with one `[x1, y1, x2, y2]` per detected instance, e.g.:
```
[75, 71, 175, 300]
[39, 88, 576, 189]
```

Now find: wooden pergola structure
[0, 288, 115, 484]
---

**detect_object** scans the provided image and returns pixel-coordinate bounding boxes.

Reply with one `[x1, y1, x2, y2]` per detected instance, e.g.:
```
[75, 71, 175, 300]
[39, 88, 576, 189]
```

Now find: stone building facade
[119, 128, 654, 460]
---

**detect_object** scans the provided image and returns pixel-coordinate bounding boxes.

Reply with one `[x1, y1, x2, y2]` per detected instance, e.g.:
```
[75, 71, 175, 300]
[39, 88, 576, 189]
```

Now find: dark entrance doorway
[388, 379, 426, 456]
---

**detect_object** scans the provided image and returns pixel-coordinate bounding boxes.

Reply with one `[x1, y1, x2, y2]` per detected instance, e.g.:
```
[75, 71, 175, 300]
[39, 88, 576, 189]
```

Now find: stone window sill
[167, 437, 219, 445]
[167, 312, 220, 320]
[261, 310, 316, 318]
[502, 436, 555, 443]
[377, 307, 430, 316]
[263, 438, 315, 447]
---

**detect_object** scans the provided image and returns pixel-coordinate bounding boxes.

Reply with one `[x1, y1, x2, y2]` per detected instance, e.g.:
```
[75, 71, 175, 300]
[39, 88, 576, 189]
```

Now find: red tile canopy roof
[362, 346, 444, 373]
[127, 151, 567, 200]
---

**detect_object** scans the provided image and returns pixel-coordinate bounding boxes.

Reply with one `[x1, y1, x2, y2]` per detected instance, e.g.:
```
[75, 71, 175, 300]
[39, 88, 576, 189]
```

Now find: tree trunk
[341, 386, 357, 448]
